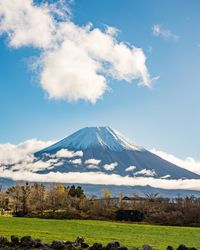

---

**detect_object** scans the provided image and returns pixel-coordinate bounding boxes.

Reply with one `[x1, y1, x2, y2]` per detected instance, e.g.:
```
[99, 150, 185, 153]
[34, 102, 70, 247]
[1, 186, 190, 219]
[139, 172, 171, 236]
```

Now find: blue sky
[0, 0, 200, 160]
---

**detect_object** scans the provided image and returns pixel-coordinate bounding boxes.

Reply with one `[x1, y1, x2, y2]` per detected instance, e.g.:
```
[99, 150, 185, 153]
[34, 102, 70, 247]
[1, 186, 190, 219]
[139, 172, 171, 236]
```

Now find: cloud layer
[0, 139, 199, 190]
[151, 148, 200, 175]
[0, 139, 53, 165]
[0, 0, 151, 103]
[1, 169, 200, 191]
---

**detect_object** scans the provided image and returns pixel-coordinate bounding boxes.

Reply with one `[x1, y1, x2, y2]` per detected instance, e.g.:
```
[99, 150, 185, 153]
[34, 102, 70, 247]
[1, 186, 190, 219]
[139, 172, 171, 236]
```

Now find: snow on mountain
[35, 127, 200, 179]
[38, 127, 143, 153]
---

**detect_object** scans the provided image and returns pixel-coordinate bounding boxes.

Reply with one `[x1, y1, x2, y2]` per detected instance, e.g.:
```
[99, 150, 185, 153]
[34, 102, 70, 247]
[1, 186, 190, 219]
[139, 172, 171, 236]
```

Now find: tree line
[0, 182, 200, 226]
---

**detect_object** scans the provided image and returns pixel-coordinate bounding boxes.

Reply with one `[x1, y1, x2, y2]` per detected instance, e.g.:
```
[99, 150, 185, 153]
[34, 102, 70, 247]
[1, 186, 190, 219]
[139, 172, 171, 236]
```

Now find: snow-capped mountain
[35, 127, 200, 179]
[37, 127, 143, 153]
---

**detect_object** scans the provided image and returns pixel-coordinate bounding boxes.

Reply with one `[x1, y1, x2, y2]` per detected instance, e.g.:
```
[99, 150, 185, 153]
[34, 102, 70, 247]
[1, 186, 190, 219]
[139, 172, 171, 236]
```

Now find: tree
[67, 185, 85, 198]
[6, 182, 31, 215]
[21, 182, 31, 215]
[102, 188, 112, 207]
[46, 184, 67, 212]
[29, 183, 45, 214]
[6, 184, 21, 213]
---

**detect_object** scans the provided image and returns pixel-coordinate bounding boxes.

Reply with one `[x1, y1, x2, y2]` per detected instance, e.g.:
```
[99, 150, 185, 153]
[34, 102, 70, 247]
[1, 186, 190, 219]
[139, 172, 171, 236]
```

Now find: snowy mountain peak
[35, 126, 200, 180]
[41, 126, 144, 153]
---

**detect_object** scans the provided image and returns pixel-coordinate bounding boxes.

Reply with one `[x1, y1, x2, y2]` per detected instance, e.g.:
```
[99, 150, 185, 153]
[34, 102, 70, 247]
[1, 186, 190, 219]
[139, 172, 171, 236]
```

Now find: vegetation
[0, 216, 200, 249]
[1, 183, 200, 227]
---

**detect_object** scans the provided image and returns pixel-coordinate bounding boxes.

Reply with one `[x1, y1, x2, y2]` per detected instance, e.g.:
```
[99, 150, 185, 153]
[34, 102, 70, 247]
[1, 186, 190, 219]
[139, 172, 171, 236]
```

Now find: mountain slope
[35, 127, 200, 179]
[37, 127, 143, 153]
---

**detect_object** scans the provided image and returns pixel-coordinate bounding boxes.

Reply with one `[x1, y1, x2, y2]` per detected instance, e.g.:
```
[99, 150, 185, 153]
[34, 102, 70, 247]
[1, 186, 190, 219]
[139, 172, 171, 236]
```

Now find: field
[0, 217, 200, 249]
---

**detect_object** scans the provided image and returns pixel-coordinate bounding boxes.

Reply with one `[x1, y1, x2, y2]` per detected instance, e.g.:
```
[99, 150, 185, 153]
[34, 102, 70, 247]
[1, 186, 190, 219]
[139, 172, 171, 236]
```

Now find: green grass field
[0, 216, 199, 249]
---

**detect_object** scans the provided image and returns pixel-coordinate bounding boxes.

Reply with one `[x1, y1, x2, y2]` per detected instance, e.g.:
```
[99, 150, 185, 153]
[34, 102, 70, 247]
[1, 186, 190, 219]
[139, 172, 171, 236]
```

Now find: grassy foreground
[0, 217, 200, 249]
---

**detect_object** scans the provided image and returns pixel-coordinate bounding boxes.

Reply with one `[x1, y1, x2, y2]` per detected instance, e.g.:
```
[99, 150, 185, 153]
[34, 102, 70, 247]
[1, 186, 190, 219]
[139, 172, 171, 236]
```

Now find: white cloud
[151, 148, 200, 175]
[55, 149, 83, 158]
[10, 159, 58, 172]
[40, 22, 151, 103]
[86, 165, 100, 170]
[125, 166, 136, 172]
[0, 0, 151, 103]
[84, 158, 101, 165]
[152, 24, 179, 41]
[0, 0, 55, 48]
[104, 162, 118, 171]
[134, 168, 156, 177]
[0, 139, 53, 165]
[0, 139, 84, 173]
[1, 169, 200, 191]
[54, 161, 64, 167]
[69, 158, 82, 165]
[0, 139, 55, 172]
[161, 175, 171, 179]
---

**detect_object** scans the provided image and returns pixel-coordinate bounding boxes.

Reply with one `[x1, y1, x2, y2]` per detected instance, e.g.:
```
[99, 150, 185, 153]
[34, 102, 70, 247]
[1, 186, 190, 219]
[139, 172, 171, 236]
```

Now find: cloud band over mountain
[0, 138, 200, 190]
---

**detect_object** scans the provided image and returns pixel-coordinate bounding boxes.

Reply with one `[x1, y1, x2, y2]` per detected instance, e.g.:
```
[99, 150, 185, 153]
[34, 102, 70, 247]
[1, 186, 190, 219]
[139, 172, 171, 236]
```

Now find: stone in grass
[75, 236, 84, 245]
[64, 242, 75, 250]
[42, 243, 52, 249]
[20, 236, 34, 248]
[33, 238, 46, 248]
[177, 245, 188, 250]
[167, 246, 174, 250]
[89, 242, 103, 250]
[65, 245, 76, 250]
[81, 242, 90, 248]
[51, 240, 66, 250]
[118, 247, 128, 250]
[0, 236, 9, 246]
[143, 244, 153, 250]
[177, 246, 198, 250]
[131, 247, 139, 250]
[10, 235, 20, 246]
[106, 241, 120, 249]
[65, 241, 73, 245]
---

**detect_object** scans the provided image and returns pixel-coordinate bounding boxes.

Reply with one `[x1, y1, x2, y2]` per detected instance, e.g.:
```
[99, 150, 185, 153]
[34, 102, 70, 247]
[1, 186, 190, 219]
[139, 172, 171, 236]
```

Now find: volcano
[35, 127, 199, 179]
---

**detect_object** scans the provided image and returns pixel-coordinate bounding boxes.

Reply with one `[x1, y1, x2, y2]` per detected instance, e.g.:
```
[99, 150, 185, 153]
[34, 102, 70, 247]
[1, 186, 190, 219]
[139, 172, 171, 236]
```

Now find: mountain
[35, 127, 200, 179]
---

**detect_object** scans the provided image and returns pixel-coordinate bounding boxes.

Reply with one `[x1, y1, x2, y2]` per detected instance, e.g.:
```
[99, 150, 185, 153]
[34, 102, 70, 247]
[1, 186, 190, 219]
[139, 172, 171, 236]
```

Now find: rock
[65, 245, 76, 250]
[42, 243, 52, 249]
[167, 246, 174, 250]
[131, 248, 139, 250]
[33, 238, 45, 248]
[106, 241, 120, 249]
[10, 235, 20, 246]
[65, 241, 73, 246]
[51, 240, 66, 250]
[177, 245, 188, 250]
[143, 244, 153, 250]
[81, 242, 90, 248]
[21, 236, 34, 248]
[89, 242, 103, 250]
[0, 236, 9, 246]
[64, 241, 75, 250]
[118, 247, 128, 250]
[75, 236, 84, 245]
